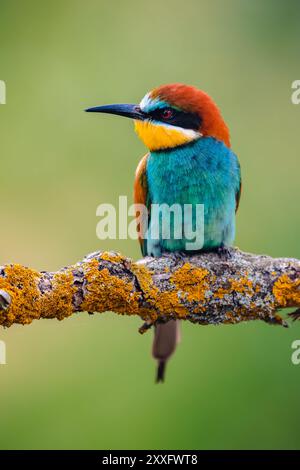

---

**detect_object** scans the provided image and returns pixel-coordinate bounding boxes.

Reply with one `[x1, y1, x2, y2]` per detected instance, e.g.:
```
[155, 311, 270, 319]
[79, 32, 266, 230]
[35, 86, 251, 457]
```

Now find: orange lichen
[132, 263, 192, 319]
[273, 274, 300, 307]
[132, 263, 212, 317]
[214, 277, 255, 299]
[214, 287, 229, 299]
[100, 252, 127, 264]
[0, 264, 41, 326]
[41, 270, 76, 320]
[152, 290, 187, 318]
[81, 259, 140, 315]
[0, 251, 298, 329]
[229, 277, 254, 295]
[0, 264, 78, 326]
[223, 311, 237, 324]
[131, 263, 157, 299]
[131, 264, 160, 320]
[171, 263, 210, 303]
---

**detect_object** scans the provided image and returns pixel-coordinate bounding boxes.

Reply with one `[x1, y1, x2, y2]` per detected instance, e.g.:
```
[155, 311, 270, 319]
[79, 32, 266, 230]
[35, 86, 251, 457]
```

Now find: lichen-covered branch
[0, 248, 299, 329]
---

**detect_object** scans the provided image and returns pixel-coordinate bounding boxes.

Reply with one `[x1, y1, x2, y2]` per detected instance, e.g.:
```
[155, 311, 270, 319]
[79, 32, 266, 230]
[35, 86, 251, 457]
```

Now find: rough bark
[0, 248, 299, 329]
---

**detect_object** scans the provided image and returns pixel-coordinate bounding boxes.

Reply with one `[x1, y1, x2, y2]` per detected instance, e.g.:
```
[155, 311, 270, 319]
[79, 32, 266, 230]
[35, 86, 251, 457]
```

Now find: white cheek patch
[155, 121, 202, 140]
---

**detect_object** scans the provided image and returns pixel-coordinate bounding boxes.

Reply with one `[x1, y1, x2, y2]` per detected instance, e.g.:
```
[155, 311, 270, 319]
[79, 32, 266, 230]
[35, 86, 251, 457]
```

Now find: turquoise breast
[145, 137, 241, 255]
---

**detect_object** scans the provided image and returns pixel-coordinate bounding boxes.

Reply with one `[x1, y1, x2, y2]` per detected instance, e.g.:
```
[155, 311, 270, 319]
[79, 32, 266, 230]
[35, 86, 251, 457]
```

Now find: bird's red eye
[161, 108, 174, 120]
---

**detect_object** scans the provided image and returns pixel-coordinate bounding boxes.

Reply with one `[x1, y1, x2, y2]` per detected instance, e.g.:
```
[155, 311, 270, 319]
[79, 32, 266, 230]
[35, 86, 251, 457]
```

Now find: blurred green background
[0, 0, 299, 450]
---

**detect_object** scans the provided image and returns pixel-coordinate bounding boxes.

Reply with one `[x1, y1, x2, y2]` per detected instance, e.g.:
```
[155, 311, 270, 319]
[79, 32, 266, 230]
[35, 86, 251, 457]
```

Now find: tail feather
[156, 360, 166, 383]
[152, 320, 180, 383]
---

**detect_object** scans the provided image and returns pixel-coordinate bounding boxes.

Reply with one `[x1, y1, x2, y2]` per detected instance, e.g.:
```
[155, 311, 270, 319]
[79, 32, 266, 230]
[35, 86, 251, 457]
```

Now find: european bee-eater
[86, 83, 241, 382]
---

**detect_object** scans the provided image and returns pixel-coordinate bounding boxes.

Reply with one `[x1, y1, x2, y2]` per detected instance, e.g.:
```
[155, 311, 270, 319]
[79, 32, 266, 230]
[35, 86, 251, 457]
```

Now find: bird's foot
[161, 251, 186, 262]
[216, 245, 233, 260]
[177, 250, 188, 260]
[172, 251, 187, 261]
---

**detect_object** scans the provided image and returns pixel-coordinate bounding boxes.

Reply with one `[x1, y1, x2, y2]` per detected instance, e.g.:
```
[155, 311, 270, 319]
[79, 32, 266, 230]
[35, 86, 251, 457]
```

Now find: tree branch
[0, 248, 299, 329]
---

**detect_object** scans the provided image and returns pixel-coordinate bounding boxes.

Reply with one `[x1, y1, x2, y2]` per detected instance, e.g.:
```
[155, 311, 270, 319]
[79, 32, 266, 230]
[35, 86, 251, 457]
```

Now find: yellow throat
[134, 120, 201, 151]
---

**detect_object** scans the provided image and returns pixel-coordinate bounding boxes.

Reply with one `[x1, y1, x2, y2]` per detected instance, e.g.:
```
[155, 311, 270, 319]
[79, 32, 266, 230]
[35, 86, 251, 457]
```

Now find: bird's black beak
[85, 103, 146, 121]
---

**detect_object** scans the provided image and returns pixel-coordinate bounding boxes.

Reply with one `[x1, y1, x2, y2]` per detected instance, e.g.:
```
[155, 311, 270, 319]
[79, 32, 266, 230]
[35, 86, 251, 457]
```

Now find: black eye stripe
[148, 107, 201, 131]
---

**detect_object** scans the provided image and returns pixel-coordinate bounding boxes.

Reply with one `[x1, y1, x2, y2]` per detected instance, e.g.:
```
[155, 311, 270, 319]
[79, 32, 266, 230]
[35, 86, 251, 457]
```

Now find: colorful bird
[86, 83, 241, 382]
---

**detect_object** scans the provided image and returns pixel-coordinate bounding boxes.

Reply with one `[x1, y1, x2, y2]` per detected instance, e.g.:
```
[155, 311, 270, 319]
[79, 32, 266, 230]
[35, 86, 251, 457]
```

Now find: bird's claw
[176, 251, 187, 260]
[216, 245, 233, 259]
[161, 251, 186, 261]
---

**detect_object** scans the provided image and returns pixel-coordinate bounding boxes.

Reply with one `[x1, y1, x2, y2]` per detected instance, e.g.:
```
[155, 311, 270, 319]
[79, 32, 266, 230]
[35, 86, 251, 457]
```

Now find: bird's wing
[233, 153, 242, 213]
[134, 153, 151, 256]
[235, 180, 242, 212]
